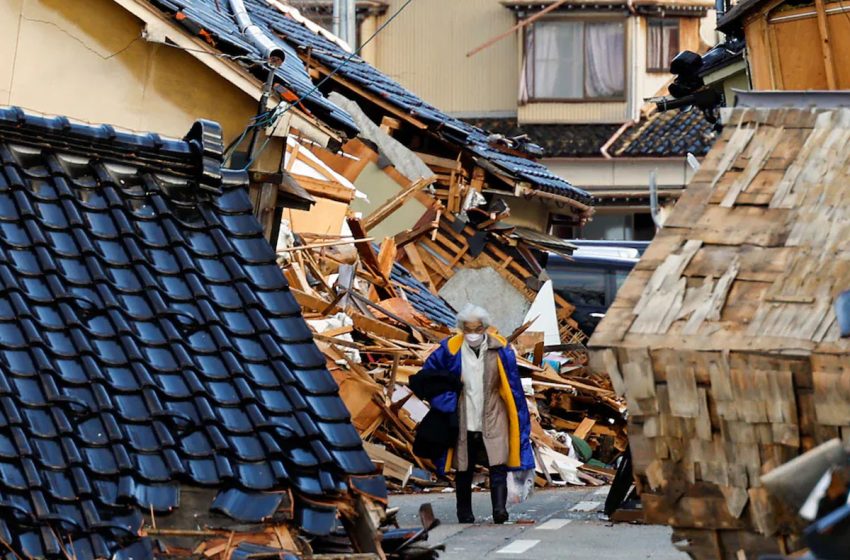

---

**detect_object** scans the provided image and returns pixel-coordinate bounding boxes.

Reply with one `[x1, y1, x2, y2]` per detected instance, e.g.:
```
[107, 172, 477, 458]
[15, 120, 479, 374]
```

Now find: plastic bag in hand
[507, 469, 535, 505]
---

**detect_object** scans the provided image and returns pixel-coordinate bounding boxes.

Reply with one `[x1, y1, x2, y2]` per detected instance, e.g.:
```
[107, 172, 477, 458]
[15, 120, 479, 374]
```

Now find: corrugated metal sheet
[374, 0, 518, 114]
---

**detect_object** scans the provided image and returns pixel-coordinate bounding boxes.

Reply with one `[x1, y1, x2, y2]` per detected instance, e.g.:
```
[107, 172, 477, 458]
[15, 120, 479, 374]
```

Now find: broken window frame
[521, 17, 627, 103]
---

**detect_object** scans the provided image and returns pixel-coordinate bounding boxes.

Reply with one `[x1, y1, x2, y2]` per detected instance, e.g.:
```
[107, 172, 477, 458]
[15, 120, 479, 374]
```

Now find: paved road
[389, 486, 688, 560]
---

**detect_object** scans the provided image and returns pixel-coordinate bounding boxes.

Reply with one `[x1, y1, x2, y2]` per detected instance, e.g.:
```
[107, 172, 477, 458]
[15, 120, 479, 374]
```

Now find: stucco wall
[372, 0, 518, 116]
[1, 0, 282, 169]
[545, 158, 694, 190]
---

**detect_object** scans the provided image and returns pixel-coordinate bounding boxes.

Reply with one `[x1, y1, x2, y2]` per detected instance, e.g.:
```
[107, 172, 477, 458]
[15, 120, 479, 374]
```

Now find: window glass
[549, 265, 607, 307]
[614, 270, 630, 291]
[523, 20, 625, 100]
[647, 18, 680, 72]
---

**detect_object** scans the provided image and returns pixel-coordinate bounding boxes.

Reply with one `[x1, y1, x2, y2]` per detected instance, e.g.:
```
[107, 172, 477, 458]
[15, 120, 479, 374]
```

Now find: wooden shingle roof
[590, 107, 850, 558]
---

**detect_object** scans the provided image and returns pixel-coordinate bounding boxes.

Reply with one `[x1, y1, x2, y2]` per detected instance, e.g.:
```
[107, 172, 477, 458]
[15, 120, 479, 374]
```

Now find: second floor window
[521, 20, 626, 101]
[647, 18, 680, 72]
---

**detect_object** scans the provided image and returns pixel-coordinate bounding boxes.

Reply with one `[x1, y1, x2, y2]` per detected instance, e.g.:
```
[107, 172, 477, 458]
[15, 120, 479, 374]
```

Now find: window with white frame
[521, 19, 626, 102]
[647, 18, 679, 72]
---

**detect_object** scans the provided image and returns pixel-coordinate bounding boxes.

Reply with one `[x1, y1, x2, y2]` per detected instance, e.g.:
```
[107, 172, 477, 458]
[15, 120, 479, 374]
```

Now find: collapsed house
[0, 108, 387, 558]
[2, 0, 596, 341]
[590, 106, 850, 558]
[134, 0, 595, 344]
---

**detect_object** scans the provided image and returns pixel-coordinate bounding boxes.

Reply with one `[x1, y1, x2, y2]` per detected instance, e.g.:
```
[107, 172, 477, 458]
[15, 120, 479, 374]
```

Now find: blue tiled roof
[390, 263, 456, 328]
[145, 0, 592, 205]
[0, 107, 384, 559]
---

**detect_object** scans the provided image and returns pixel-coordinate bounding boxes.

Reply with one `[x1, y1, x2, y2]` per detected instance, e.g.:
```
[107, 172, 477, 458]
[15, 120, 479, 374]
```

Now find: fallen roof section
[0, 106, 385, 559]
[255, 2, 592, 206]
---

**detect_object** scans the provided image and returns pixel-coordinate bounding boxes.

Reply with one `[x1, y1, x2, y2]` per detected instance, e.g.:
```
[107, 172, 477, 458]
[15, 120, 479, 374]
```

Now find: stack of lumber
[278, 219, 627, 490]
[589, 107, 850, 559]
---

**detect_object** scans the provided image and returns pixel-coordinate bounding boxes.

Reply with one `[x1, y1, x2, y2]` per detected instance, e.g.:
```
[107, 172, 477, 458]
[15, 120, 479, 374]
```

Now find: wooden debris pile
[513, 332, 628, 489]
[277, 219, 628, 491]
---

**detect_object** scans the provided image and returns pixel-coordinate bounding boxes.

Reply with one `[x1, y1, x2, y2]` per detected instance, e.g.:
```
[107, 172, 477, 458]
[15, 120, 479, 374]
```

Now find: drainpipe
[339, 0, 356, 47]
[626, 0, 640, 122]
[333, 0, 342, 36]
[228, 0, 285, 63]
[600, 119, 636, 159]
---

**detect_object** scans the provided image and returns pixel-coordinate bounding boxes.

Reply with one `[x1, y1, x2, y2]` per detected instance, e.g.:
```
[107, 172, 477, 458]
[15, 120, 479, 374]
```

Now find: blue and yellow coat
[421, 333, 534, 473]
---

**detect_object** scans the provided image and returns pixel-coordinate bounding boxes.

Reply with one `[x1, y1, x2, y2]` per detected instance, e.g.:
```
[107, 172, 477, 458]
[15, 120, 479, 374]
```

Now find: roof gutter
[228, 0, 285, 63]
[600, 119, 635, 159]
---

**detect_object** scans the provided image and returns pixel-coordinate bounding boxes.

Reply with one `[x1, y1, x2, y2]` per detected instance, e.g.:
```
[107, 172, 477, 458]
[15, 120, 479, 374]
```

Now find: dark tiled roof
[463, 118, 622, 158]
[144, 0, 592, 206]
[390, 263, 455, 327]
[699, 38, 746, 76]
[148, 0, 358, 136]
[0, 107, 382, 558]
[611, 107, 717, 158]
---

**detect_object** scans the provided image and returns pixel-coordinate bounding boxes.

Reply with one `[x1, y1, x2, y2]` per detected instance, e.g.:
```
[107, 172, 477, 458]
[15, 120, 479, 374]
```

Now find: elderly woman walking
[412, 304, 533, 524]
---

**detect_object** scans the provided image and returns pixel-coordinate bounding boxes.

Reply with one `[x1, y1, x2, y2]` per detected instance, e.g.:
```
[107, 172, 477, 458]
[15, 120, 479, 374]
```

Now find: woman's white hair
[455, 304, 491, 329]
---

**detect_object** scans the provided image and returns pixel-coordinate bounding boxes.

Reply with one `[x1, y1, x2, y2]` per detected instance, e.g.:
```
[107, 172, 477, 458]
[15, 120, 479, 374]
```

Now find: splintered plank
[403, 244, 434, 290]
[376, 238, 397, 281]
[573, 418, 597, 440]
[720, 126, 785, 208]
[631, 240, 701, 334]
[351, 312, 410, 342]
[415, 241, 454, 280]
[362, 176, 436, 231]
[682, 256, 740, 335]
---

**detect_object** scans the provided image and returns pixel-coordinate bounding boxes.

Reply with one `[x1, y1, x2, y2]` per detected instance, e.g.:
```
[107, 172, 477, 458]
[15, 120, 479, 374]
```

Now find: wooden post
[814, 0, 838, 89]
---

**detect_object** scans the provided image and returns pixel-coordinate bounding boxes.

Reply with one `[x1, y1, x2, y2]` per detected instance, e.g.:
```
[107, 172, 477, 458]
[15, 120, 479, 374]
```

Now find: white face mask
[464, 333, 484, 346]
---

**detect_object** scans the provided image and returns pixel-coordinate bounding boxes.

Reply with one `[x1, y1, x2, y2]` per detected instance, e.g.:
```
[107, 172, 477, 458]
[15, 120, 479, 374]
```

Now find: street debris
[278, 218, 628, 494]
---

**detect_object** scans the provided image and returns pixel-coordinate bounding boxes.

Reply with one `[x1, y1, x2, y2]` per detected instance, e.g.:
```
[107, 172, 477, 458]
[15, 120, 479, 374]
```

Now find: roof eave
[111, 0, 348, 147]
[501, 0, 712, 13]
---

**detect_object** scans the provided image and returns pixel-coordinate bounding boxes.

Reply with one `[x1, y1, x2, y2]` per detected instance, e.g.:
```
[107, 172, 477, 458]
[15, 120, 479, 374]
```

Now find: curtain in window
[534, 21, 583, 99]
[648, 22, 664, 69]
[664, 25, 679, 68]
[520, 28, 533, 103]
[648, 20, 679, 70]
[585, 22, 625, 98]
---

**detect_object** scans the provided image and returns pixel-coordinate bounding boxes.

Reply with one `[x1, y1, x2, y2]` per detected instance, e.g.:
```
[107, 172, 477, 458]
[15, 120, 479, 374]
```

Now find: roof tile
[0, 107, 383, 558]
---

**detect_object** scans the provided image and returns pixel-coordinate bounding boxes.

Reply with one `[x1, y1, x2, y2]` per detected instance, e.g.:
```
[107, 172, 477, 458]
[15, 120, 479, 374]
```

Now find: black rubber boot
[490, 471, 509, 524]
[456, 470, 475, 523]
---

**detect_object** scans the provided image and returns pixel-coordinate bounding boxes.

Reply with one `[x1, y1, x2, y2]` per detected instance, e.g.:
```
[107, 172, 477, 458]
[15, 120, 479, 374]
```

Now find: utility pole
[334, 0, 356, 47]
